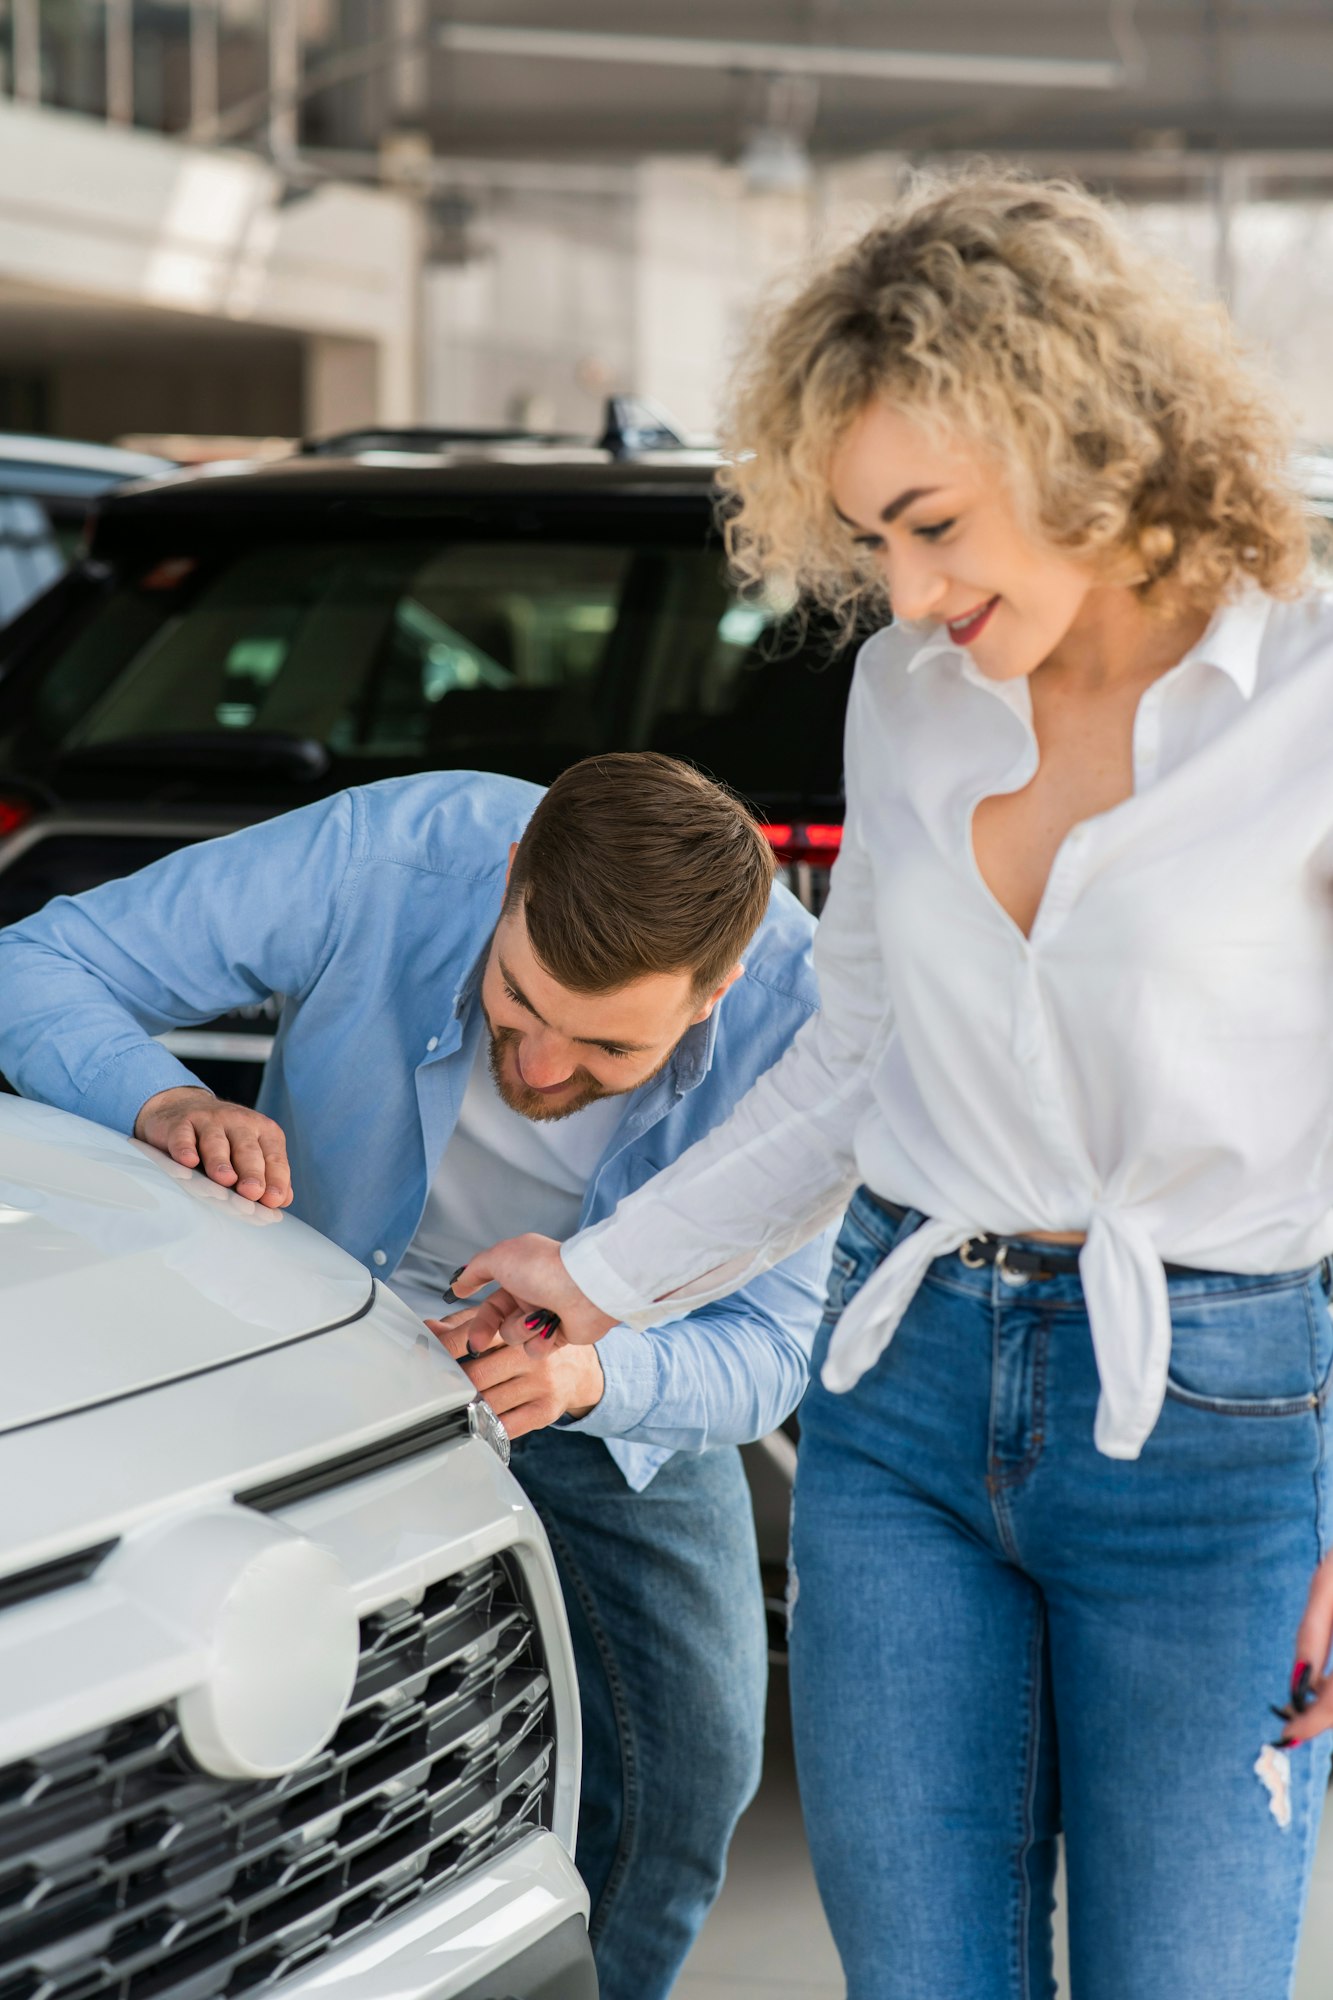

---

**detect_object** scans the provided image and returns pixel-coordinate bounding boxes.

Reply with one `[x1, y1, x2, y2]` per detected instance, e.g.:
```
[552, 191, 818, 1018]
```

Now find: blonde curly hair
[719, 167, 1310, 627]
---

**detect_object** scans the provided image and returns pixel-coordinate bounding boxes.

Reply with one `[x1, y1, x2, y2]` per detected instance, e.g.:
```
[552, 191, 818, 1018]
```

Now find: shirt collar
[451, 937, 490, 1021]
[899, 588, 1270, 702]
[672, 1008, 719, 1094]
[1177, 589, 1269, 700]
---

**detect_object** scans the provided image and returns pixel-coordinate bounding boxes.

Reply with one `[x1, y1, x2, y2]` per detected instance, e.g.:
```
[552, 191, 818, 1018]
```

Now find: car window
[10, 534, 853, 800]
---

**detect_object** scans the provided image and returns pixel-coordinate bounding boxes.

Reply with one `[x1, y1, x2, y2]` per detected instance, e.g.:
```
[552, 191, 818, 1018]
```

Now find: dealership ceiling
[283, 3, 1333, 170]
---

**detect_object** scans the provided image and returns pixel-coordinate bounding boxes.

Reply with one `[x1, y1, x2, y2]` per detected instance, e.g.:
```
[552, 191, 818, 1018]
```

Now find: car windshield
[6, 532, 853, 803]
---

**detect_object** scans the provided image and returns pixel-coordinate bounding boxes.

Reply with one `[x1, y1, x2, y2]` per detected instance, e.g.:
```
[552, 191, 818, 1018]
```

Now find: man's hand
[134, 1085, 294, 1208]
[427, 1318, 604, 1440]
[441, 1233, 618, 1352]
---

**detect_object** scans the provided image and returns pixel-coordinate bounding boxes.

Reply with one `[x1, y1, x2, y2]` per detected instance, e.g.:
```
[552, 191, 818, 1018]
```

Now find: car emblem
[468, 1394, 511, 1466]
[107, 1507, 359, 1780]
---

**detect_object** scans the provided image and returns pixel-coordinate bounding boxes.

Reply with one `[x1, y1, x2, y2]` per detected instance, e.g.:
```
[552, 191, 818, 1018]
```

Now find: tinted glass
[5, 536, 853, 803]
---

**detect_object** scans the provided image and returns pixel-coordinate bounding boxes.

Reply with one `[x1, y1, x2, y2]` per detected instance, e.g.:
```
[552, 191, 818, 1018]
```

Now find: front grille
[0, 1553, 554, 2000]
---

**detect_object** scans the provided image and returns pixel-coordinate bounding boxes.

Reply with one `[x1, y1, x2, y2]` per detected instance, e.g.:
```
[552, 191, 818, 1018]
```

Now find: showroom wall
[423, 153, 1333, 448]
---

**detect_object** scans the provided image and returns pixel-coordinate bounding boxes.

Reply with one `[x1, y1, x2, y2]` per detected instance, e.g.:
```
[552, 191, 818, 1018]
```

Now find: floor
[677, 1669, 1333, 2000]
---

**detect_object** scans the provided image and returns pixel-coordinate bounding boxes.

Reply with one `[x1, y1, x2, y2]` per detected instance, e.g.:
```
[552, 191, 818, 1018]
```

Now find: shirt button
[372, 1249, 387, 1266]
[426, 1036, 438, 1052]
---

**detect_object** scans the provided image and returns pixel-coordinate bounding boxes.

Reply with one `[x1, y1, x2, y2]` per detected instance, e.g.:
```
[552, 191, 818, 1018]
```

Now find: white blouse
[564, 587, 1333, 1459]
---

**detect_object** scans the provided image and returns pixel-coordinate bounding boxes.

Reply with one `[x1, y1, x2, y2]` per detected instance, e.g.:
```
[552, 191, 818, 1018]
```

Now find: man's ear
[689, 962, 745, 1025]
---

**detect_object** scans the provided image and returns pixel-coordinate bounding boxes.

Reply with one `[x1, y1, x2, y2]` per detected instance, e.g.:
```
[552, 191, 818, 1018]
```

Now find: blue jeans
[790, 1188, 1333, 2000]
[512, 1429, 767, 2000]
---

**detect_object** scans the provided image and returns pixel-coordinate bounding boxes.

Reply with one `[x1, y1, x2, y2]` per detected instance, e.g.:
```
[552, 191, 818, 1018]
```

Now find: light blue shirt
[0, 773, 836, 1489]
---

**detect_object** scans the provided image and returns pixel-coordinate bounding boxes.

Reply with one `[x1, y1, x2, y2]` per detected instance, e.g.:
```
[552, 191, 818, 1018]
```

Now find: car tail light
[0, 798, 33, 839]
[760, 822, 843, 867]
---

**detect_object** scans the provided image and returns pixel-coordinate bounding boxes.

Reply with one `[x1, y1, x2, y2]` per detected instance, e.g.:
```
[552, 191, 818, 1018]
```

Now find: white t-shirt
[390, 1033, 624, 1321]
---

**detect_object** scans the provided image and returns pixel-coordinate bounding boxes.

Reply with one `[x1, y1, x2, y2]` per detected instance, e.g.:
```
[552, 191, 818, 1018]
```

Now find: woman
[446, 171, 1333, 1997]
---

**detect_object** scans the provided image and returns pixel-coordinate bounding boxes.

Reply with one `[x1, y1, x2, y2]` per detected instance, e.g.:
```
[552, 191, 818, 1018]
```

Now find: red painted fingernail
[524, 1313, 544, 1329]
[1293, 1660, 1312, 1696]
[541, 1328, 556, 1342]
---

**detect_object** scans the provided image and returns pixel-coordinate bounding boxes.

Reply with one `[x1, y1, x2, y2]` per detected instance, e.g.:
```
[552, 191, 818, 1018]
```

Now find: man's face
[478, 891, 741, 1122]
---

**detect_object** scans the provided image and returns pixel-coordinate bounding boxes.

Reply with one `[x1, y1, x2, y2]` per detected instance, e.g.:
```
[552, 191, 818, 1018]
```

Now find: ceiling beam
[433, 23, 1128, 94]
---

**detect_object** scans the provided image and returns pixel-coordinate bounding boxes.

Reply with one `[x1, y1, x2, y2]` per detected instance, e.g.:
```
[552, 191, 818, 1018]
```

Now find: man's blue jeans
[790, 1188, 1333, 2000]
[512, 1429, 767, 2000]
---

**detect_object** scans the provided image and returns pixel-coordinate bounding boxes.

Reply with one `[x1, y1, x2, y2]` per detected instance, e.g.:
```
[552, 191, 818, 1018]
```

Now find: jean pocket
[821, 1209, 889, 1324]
[1164, 1275, 1333, 1417]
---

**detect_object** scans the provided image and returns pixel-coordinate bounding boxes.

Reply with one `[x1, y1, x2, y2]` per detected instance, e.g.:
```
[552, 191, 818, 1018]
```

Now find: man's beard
[486, 1021, 676, 1123]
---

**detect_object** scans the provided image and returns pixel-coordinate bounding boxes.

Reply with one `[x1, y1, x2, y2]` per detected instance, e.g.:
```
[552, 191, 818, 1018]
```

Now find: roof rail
[302, 398, 691, 461]
[302, 424, 576, 456]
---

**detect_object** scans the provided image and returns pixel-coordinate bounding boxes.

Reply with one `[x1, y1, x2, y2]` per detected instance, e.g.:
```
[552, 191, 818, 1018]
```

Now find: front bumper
[271, 1831, 594, 2000]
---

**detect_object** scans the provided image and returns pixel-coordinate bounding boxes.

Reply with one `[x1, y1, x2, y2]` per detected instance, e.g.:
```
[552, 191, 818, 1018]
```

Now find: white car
[0, 1096, 595, 2000]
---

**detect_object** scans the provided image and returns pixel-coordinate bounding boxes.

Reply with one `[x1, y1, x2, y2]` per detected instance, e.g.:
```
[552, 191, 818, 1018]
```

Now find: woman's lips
[946, 596, 999, 644]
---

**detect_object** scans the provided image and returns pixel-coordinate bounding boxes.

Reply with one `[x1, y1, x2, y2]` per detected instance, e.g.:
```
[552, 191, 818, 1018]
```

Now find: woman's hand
[439, 1233, 618, 1356]
[1279, 1553, 1333, 1746]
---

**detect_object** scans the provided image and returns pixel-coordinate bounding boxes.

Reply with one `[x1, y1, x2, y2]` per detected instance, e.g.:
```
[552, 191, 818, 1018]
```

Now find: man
[0, 752, 833, 2000]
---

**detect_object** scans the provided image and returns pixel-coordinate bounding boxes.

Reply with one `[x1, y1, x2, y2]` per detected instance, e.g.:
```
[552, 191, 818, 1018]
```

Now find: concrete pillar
[304, 337, 379, 438]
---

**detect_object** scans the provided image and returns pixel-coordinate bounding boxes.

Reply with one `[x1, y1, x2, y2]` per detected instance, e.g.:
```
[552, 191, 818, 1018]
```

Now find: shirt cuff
[76, 1040, 210, 1135]
[555, 1324, 660, 1440]
[562, 1228, 760, 1330]
[561, 1233, 660, 1330]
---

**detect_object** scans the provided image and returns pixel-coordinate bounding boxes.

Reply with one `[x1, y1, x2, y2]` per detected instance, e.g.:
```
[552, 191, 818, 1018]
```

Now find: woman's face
[827, 399, 1098, 681]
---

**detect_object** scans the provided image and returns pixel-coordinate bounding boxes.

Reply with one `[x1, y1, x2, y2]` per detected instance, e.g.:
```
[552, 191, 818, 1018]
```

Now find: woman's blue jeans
[790, 1188, 1333, 2000]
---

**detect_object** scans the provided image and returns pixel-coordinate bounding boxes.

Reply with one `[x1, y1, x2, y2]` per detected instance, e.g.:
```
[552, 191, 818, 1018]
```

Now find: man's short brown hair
[506, 752, 776, 997]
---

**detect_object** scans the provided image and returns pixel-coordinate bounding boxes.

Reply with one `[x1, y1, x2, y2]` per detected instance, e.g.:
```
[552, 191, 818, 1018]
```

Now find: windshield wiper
[55, 732, 331, 780]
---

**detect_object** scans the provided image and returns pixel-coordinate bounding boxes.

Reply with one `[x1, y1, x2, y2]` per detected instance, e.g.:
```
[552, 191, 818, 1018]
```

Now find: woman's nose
[884, 549, 947, 623]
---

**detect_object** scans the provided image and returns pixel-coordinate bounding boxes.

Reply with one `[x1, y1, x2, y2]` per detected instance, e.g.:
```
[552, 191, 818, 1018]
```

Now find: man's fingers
[228, 1129, 269, 1200]
[256, 1125, 293, 1207]
[195, 1125, 239, 1185]
[423, 1318, 471, 1360]
[424, 1318, 501, 1363]
[166, 1120, 202, 1168]
[485, 1398, 549, 1442]
[138, 1092, 295, 1208]
[458, 1345, 531, 1396]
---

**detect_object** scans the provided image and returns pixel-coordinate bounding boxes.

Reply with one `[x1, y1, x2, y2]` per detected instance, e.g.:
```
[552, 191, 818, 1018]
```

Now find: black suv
[0, 410, 855, 1104]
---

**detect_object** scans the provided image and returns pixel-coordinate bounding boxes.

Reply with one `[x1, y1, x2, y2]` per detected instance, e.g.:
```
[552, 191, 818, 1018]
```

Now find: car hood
[0, 1098, 373, 1435]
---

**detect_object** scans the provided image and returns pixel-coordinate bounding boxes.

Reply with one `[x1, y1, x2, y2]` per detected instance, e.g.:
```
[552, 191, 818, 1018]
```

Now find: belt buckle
[958, 1237, 989, 1269]
[995, 1243, 1030, 1286]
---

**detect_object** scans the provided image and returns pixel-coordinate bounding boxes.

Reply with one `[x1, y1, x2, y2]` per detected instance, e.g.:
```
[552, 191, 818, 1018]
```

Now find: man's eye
[503, 982, 523, 1005]
[599, 1046, 634, 1061]
[914, 519, 956, 541]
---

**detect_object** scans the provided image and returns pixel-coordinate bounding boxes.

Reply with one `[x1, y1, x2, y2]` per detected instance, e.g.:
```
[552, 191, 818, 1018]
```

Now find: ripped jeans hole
[1254, 1743, 1293, 1830]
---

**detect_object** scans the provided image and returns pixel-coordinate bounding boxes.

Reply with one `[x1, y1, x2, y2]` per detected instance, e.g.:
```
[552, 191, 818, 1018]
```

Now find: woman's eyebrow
[880, 485, 940, 524]
[833, 486, 942, 532]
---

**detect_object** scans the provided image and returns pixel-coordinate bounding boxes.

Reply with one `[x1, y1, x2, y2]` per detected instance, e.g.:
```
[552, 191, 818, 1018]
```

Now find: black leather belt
[865, 1193, 1204, 1282]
